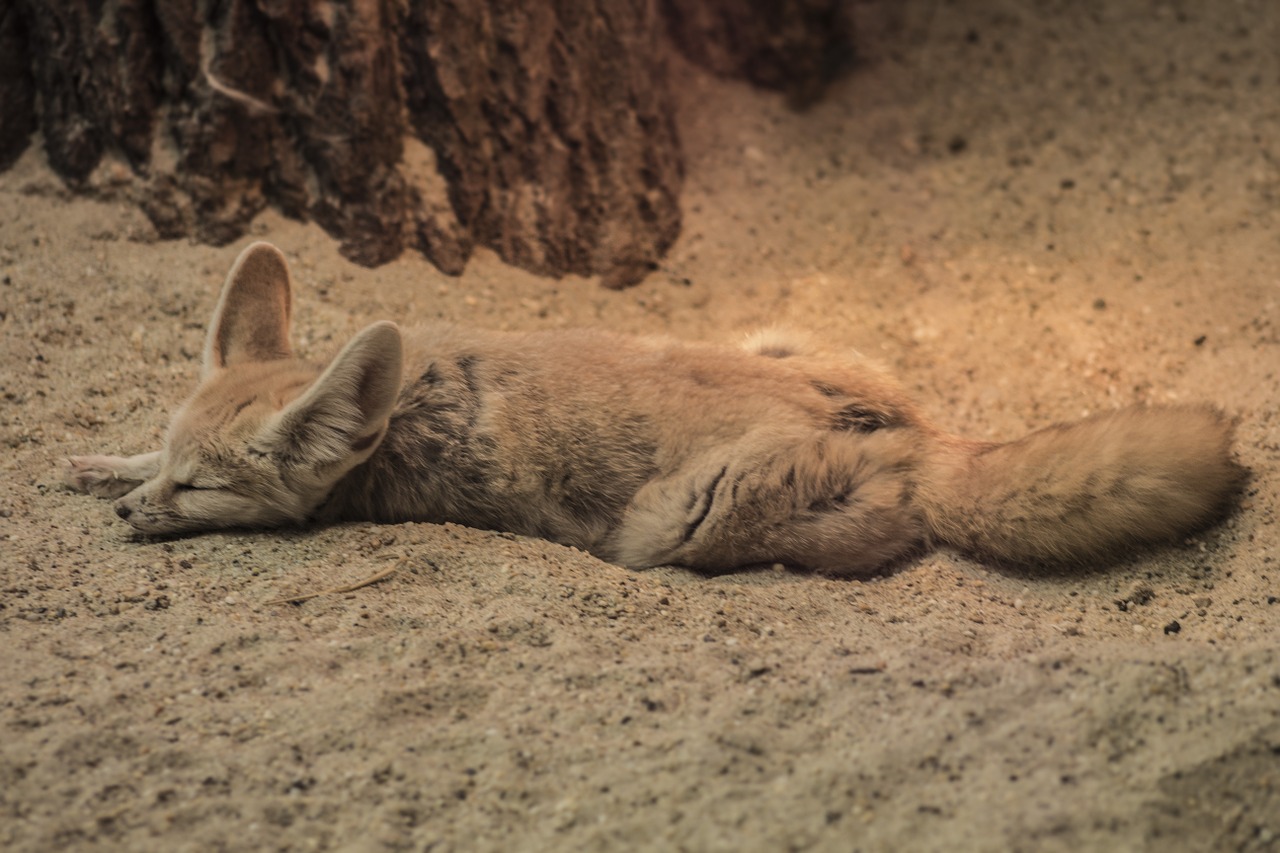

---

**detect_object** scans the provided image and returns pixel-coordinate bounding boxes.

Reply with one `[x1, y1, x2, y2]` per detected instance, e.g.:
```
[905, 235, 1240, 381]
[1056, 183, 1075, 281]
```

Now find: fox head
[115, 243, 404, 534]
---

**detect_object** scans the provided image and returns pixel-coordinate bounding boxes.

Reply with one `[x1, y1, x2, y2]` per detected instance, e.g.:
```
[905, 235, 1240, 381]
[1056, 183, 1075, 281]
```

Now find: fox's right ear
[203, 242, 294, 376]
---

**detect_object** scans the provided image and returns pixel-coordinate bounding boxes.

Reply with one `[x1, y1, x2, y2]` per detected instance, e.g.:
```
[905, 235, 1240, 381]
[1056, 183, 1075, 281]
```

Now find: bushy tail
[919, 405, 1245, 566]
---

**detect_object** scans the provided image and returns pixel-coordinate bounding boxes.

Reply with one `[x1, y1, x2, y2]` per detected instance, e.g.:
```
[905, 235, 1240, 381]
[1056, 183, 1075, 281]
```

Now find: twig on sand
[265, 560, 402, 606]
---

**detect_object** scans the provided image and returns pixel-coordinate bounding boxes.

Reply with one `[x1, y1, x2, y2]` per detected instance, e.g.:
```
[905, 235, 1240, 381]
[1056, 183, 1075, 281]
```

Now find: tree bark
[662, 0, 852, 106]
[401, 0, 683, 287]
[0, 2, 39, 172]
[0, 0, 848, 286]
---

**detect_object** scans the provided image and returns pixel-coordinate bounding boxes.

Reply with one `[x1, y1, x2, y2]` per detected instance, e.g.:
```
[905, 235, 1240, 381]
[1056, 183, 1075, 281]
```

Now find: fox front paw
[64, 453, 158, 499]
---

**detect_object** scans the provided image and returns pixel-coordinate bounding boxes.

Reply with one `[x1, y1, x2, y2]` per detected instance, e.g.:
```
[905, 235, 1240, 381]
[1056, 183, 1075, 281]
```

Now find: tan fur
[65, 243, 1245, 574]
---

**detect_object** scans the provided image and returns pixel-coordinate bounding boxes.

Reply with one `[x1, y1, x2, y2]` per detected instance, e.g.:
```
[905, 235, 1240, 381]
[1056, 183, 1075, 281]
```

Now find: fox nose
[115, 503, 133, 521]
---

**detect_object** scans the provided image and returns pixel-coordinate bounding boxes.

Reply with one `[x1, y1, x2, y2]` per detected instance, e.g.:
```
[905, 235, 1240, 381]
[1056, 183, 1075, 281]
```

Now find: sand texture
[2, 2, 1278, 850]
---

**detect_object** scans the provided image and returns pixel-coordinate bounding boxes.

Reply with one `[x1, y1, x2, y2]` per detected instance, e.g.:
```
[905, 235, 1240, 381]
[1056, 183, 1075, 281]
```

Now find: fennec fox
[65, 243, 1243, 574]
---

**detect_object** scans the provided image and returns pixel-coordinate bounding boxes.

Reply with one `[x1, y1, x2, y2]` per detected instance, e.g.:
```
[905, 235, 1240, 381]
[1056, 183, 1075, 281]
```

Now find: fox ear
[204, 242, 294, 375]
[263, 322, 404, 473]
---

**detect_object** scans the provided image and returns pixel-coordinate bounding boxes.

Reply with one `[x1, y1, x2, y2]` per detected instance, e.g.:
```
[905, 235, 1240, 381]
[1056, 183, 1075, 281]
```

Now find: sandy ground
[2, 1, 1279, 850]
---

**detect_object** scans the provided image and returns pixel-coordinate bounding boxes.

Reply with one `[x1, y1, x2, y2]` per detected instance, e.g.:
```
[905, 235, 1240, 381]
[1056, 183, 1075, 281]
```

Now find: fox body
[66, 243, 1243, 574]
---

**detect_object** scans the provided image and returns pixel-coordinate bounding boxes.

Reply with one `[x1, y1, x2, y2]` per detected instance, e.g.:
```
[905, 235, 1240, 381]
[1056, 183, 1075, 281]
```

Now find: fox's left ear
[262, 321, 404, 474]
[204, 242, 294, 375]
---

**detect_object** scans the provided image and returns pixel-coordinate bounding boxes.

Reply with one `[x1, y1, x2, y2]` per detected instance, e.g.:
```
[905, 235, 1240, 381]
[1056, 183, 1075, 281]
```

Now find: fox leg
[65, 451, 162, 499]
[607, 431, 927, 574]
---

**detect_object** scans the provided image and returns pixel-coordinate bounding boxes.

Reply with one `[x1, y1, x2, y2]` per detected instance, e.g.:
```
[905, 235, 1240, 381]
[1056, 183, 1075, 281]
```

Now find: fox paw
[65, 455, 149, 499]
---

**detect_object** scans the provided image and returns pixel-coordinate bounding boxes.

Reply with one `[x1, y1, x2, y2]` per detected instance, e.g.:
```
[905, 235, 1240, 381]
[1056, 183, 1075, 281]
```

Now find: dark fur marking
[808, 490, 851, 513]
[681, 467, 727, 546]
[491, 366, 520, 387]
[832, 404, 894, 433]
[231, 398, 255, 419]
[811, 381, 845, 398]
[456, 356, 484, 430]
[456, 355, 480, 394]
[899, 478, 917, 507]
[420, 363, 443, 387]
[397, 356, 485, 437]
